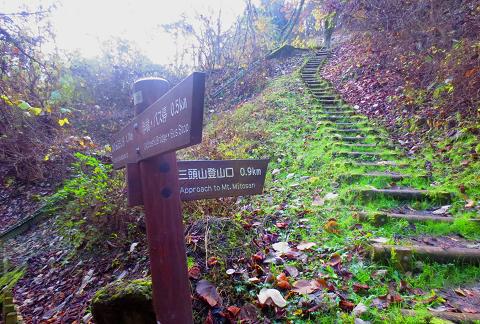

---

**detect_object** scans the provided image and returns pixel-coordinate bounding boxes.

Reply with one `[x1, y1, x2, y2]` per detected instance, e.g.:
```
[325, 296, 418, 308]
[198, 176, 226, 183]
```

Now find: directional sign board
[111, 72, 205, 169]
[178, 159, 269, 200]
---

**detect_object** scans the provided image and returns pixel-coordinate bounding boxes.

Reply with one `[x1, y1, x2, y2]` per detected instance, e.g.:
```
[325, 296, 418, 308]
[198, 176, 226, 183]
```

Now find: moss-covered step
[322, 107, 354, 112]
[334, 151, 400, 159]
[338, 143, 396, 149]
[321, 116, 366, 122]
[341, 171, 413, 182]
[351, 160, 409, 167]
[357, 210, 454, 225]
[370, 243, 480, 265]
[322, 111, 355, 116]
[354, 188, 451, 202]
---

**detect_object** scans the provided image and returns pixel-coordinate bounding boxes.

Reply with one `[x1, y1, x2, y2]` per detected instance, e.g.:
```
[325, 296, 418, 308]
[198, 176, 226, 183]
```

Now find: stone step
[332, 127, 371, 132]
[335, 151, 399, 159]
[337, 143, 396, 151]
[357, 211, 454, 225]
[335, 122, 362, 126]
[313, 90, 335, 94]
[313, 93, 336, 97]
[370, 243, 480, 267]
[343, 171, 412, 181]
[322, 111, 353, 115]
[322, 107, 352, 111]
[355, 188, 451, 202]
[338, 135, 367, 142]
[352, 160, 408, 168]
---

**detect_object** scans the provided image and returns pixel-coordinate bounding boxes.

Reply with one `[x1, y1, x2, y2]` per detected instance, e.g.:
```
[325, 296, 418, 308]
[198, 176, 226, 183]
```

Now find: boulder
[91, 278, 155, 324]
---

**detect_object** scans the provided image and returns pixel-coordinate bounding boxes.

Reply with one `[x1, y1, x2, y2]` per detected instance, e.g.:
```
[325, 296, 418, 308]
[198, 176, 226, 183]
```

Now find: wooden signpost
[111, 73, 268, 323]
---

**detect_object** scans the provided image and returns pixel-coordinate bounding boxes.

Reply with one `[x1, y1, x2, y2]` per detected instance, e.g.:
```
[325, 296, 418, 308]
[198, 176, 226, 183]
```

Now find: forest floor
[2, 48, 480, 323]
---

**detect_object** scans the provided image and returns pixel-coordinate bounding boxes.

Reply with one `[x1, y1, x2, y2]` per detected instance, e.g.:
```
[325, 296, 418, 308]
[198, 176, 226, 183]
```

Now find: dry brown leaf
[291, 280, 320, 294]
[227, 306, 241, 316]
[284, 265, 299, 278]
[328, 253, 342, 267]
[196, 280, 222, 307]
[339, 300, 355, 312]
[324, 218, 340, 234]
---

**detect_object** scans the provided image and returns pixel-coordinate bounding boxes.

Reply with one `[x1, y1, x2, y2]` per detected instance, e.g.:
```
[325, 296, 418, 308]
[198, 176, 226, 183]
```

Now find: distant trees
[0, 9, 62, 180]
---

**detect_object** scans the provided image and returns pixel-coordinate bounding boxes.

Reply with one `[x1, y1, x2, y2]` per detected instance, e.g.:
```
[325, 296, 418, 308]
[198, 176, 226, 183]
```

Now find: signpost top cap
[133, 77, 171, 115]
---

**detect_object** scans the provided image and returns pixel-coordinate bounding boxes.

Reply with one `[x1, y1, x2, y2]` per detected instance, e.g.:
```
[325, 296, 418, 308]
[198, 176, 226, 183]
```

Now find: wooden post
[132, 78, 193, 323]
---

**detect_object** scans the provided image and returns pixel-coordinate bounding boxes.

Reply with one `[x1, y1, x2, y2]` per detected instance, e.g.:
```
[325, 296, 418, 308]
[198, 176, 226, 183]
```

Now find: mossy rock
[91, 278, 155, 324]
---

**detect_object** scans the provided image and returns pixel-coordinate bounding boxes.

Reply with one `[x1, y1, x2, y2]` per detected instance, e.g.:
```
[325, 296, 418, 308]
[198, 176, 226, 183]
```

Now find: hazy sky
[2, 0, 250, 64]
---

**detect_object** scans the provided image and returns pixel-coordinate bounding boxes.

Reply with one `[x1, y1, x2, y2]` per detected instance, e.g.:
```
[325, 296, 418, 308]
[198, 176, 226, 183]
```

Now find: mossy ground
[185, 63, 480, 322]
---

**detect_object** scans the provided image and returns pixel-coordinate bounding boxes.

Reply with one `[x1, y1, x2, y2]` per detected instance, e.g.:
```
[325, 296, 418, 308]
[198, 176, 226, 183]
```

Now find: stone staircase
[301, 50, 480, 268]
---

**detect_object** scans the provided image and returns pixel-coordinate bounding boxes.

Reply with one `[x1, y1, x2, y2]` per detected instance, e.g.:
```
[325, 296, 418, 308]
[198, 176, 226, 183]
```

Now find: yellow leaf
[1, 95, 14, 106]
[29, 107, 42, 116]
[104, 144, 112, 152]
[44, 154, 50, 161]
[308, 176, 319, 183]
[58, 117, 70, 126]
[46, 105, 52, 113]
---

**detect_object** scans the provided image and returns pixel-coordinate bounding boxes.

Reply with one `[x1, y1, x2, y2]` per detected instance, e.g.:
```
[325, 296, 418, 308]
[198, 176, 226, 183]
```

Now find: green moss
[0, 267, 24, 303]
[93, 278, 152, 305]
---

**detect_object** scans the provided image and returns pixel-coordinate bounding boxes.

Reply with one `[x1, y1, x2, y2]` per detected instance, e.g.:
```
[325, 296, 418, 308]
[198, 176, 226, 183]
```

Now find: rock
[91, 278, 155, 324]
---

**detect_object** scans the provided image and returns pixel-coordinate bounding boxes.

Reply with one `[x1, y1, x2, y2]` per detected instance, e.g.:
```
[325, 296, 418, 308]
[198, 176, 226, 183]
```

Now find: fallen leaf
[207, 257, 218, 267]
[291, 280, 320, 294]
[464, 67, 478, 78]
[312, 195, 325, 206]
[339, 300, 355, 312]
[465, 200, 475, 208]
[352, 303, 368, 316]
[432, 205, 450, 215]
[238, 303, 259, 322]
[248, 277, 260, 284]
[188, 266, 201, 279]
[277, 280, 291, 289]
[284, 265, 299, 278]
[226, 269, 235, 275]
[272, 169, 281, 175]
[324, 192, 339, 200]
[324, 217, 340, 234]
[370, 237, 389, 244]
[272, 242, 291, 254]
[276, 222, 289, 229]
[353, 283, 370, 293]
[328, 253, 341, 267]
[257, 288, 287, 308]
[196, 280, 222, 307]
[454, 288, 467, 297]
[227, 306, 241, 317]
[297, 242, 316, 251]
